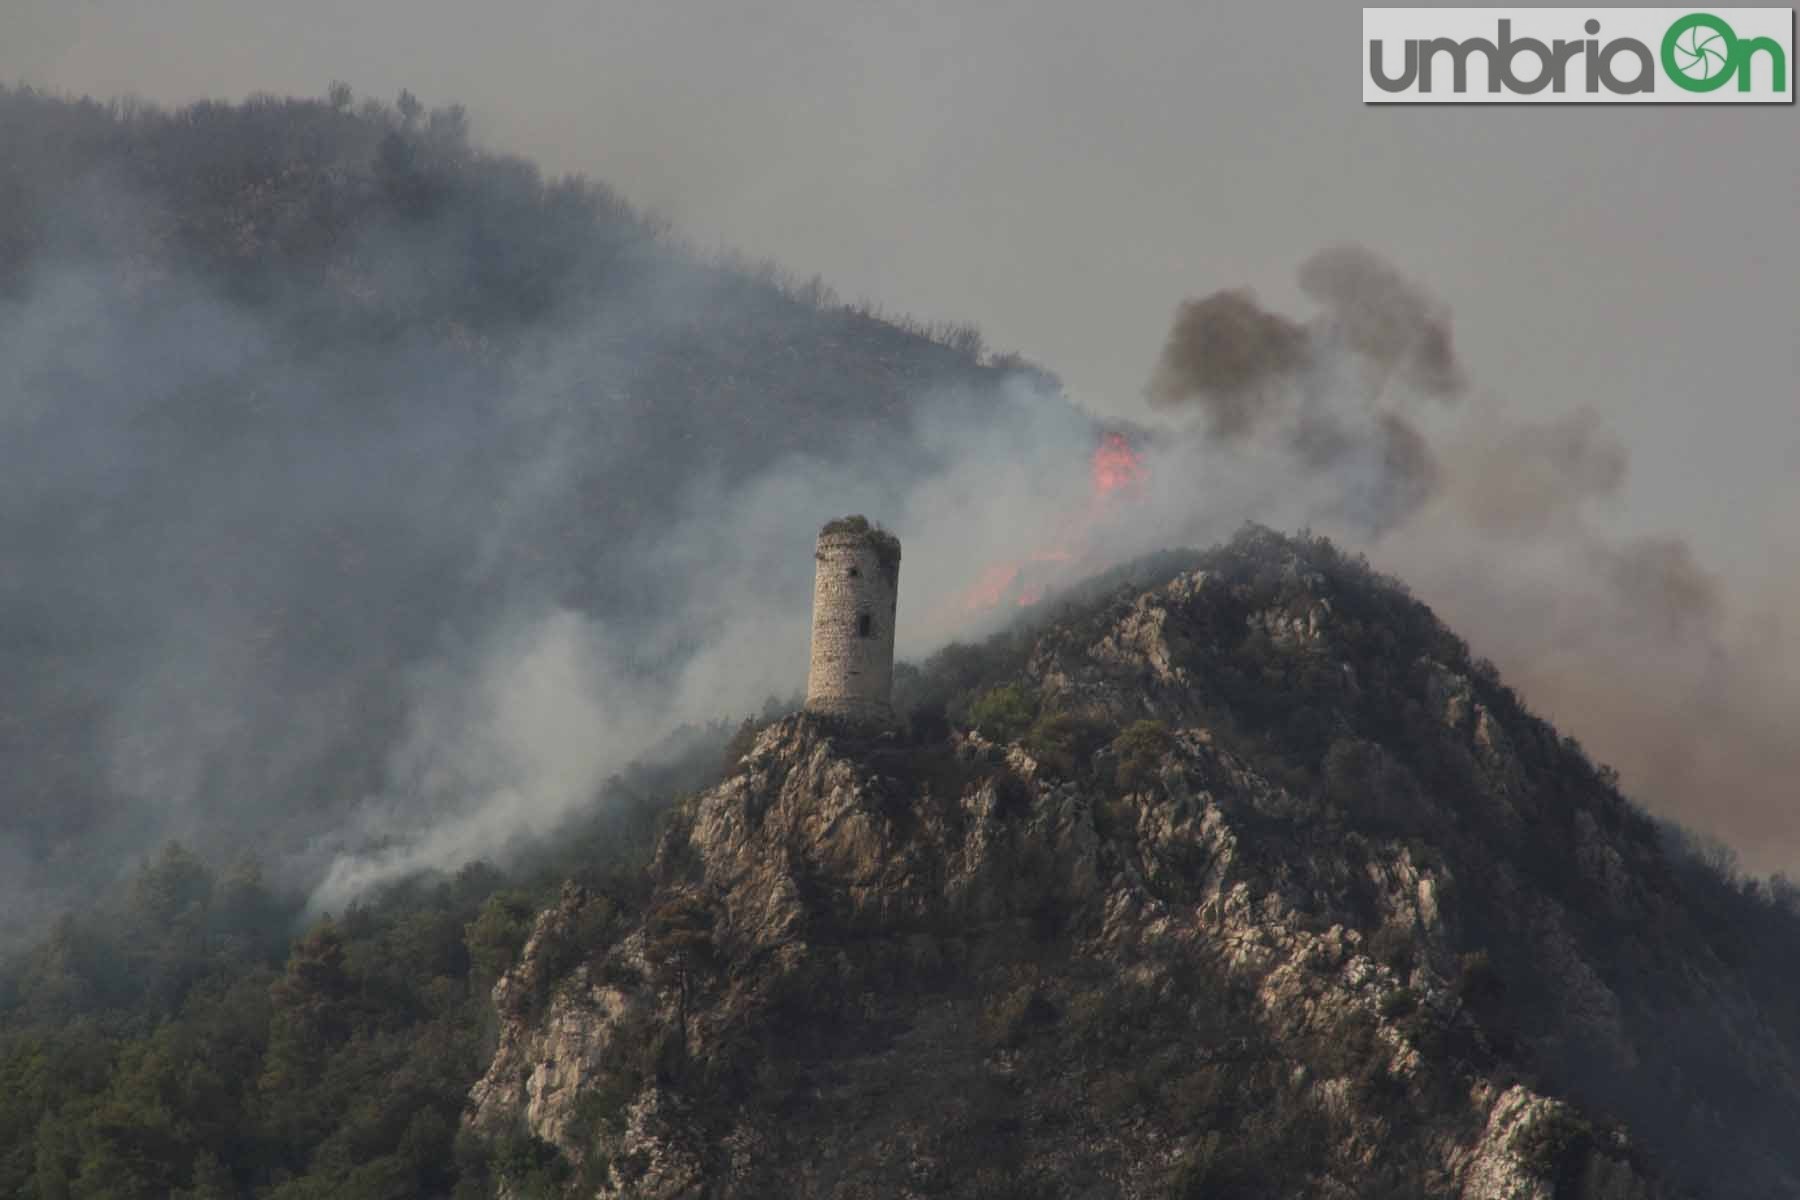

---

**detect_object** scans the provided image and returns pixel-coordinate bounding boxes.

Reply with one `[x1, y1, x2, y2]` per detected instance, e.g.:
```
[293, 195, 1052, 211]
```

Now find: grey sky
[5, 0, 1797, 858]
[7, 1, 1792, 566]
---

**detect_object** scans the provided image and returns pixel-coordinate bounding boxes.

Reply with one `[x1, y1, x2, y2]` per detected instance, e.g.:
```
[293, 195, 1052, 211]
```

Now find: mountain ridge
[462, 529, 1800, 1199]
[3, 86, 1796, 1200]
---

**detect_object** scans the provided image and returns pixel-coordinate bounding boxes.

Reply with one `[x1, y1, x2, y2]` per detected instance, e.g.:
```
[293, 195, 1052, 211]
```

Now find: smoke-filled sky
[2, 2, 1796, 889]
[7, 1, 1794, 568]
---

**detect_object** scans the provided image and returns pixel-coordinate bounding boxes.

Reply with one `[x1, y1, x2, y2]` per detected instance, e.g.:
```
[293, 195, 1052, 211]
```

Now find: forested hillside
[470, 531, 1800, 1200]
[6, 86, 1798, 1200]
[7, 531, 1799, 1197]
[0, 755, 685, 1199]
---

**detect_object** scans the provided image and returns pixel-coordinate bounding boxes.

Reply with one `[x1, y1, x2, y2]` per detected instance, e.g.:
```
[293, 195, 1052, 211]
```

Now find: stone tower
[804, 516, 901, 724]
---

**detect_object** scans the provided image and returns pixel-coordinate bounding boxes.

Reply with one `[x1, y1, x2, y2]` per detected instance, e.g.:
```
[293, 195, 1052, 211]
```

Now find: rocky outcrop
[466, 543, 1794, 1197]
[468, 726, 1645, 1195]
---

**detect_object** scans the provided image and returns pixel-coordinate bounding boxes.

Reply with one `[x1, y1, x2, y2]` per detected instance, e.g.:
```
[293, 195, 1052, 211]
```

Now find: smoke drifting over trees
[0, 86, 1106, 939]
[0, 85, 1793, 950]
[1141, 249, 1800, 874]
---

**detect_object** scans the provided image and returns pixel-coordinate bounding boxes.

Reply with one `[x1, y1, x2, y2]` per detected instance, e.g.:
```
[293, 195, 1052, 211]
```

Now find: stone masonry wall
[804, 526, 899, 723]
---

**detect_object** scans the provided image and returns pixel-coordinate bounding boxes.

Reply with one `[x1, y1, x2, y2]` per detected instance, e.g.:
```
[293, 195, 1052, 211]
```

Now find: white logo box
[1363, 8, 1794, 102]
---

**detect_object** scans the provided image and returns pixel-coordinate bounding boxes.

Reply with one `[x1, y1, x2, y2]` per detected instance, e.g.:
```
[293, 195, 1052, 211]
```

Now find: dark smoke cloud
[1365, 412, 1440, 526]
[1145, 289, 1307, 434]
[1444, 409, 1629, 539]
[1394, 520, 1800, 866]
[1142, 246, 1800, 873]
[1296, 243, 1463, 396]
[1146, 248, 1463, 536]
[1411, 406, 1798, 867]
[1598, 536, 1722, 640]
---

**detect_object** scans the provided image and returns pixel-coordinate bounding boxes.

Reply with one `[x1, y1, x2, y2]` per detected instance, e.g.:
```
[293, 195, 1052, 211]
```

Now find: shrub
[817, 515, 901, 571]
[1514, 1109, 1595, 1185]
[1022, 710, 1113, 777]
[1378, 987, 1418, 1020]
[721, 717, 761, 769]
[488, 1130, 569, 1196]
[981, 973, 1056, 1048]
[1110, 720, 1174, 792]
[527, 894, 622, 1009]
[1324, 738, 1428, 832]
[1365, 924, 1417, 977]
[464, 891, 536, 981]
[968, 684, 1037, 743]
[1454, 950, 1504, 1006]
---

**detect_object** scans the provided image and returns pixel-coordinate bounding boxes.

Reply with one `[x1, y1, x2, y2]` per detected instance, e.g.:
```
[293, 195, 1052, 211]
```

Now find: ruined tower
[804, 516, 901, 724]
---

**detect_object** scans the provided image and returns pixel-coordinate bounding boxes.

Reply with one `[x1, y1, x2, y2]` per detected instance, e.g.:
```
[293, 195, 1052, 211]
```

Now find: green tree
[968, 684, 1037, 743]
[1111, 721, 1173, 792]
[124, 843, 217, 1014]
[644, 896, 717, 1050]
[464, 891, 536, 983]
[1023, 710, 1112, 776]
[173, 1151, 234, 1200]
[261, 923, 356, 1150]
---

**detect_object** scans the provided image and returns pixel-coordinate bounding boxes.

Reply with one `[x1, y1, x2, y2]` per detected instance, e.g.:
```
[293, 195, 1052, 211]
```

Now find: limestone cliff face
[466, 541, 1797, 1198]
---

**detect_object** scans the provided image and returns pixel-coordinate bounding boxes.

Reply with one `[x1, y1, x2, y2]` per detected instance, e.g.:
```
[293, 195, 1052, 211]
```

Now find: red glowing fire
[959, 431, 1148, 612]
[1091, 432, 1148, 498]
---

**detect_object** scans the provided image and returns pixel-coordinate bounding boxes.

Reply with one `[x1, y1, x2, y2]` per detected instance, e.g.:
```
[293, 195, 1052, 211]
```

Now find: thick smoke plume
[1142, 247, 1800, 873]
[0, 88, 1126, 936]
[1296, 244, 1463, 397]
[1146, 290, 1306, 434]
[1145, 248, 1467, 536]
[1, 90, 1793, 945]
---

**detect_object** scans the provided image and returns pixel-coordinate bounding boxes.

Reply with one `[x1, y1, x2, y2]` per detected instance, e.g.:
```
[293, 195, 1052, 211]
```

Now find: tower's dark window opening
[857, 613, 873, 638]
[847, 566, 860, 578]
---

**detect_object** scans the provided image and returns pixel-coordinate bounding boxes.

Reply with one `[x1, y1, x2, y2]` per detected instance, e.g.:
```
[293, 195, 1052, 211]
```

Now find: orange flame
[965, 563, 1023, 609]
[958, 433, 1149, 613]
[1091, 432, 1147, 498]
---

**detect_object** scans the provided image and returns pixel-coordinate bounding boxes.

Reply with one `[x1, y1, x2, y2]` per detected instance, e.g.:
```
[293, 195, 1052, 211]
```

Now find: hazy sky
[5, 1, 1794, 620]
[8, 1, 1793, 578]
[3, 0, 1798, 884]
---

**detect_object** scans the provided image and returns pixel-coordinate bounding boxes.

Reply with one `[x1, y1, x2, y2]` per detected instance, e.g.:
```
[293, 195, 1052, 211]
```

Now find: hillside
[5, 529, 1799, 1197]
[4, 86, 1798, 1200]
[463, 529, 1800, 1199]
[0, 85, 1062, 941]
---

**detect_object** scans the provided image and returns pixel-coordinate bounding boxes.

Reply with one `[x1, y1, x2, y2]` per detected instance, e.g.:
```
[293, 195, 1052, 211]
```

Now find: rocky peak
[465, 531, 1797, 1198]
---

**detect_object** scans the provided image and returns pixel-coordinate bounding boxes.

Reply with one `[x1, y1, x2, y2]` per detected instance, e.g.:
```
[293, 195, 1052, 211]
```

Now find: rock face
[467, 533, 1799, 1198]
